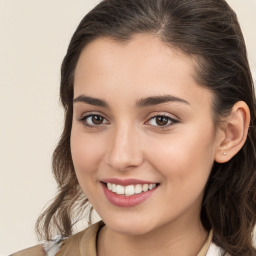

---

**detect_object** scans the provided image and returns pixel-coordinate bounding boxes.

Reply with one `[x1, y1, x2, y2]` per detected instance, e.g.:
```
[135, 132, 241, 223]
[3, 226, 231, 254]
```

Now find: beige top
[11, 221, 215, 256]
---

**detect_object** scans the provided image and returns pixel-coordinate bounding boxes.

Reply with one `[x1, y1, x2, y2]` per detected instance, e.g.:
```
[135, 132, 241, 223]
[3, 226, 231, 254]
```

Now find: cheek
[70, 127, 105, 177]
[144, 128, 215, 219]
[145, 124, 216, 188]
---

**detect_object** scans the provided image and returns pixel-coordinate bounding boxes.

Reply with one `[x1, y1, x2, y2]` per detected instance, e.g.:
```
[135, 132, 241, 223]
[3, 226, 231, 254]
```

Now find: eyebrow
[136, 95, 190, 107]
[73, 94, 190, 108]
[73, 95, 109, 108]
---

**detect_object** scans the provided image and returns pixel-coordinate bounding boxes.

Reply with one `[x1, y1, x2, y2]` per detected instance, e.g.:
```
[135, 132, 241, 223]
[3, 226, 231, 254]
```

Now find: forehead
[75, 33, 197, 82]
[74, 34, 213, 112]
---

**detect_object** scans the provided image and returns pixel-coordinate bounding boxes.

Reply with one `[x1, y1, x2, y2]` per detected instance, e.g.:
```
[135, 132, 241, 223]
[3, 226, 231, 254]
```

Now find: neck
[97, 215, 208, 256]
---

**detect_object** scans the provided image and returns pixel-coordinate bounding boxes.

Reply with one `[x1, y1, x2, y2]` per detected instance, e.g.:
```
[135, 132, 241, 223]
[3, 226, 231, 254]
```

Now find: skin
[70, 34, 249, 256]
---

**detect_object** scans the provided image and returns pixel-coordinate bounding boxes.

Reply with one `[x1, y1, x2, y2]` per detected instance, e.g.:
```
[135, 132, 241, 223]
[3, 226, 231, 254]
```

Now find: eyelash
[146, 114, 179, 129]
[78, 113, 109, 128]
[78, 113, 179, 129]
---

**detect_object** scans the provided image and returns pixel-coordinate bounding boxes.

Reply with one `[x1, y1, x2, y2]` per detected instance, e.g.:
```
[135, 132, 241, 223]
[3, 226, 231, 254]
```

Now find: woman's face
[71, 34, 220, 235]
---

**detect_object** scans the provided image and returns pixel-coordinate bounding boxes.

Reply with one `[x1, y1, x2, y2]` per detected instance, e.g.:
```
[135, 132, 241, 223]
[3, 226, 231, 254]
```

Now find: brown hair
[36, 0, 256, 255]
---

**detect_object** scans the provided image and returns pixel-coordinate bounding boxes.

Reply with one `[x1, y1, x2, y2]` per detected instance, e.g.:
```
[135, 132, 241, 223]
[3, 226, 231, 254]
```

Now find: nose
[106, 124, 144, 171]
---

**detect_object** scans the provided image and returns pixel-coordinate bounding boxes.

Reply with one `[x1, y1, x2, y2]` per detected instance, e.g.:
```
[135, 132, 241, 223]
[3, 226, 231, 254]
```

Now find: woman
[11, 0, 256, 255]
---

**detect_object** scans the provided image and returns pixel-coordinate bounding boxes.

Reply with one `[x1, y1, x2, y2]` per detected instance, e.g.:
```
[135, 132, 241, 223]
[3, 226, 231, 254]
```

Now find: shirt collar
[79, 221, 213, 256]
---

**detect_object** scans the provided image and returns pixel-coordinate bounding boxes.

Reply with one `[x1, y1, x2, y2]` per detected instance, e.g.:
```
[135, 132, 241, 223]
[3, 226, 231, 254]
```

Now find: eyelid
[78, 112, 110, 128]
[77, 111, 179, 129]
[144, 113, 179, 128]
[78, 111, 108, 120]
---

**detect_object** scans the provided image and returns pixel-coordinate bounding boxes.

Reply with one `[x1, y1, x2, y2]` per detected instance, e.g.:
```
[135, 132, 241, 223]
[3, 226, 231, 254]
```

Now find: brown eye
[80, 114, 108, 127]
[91, 115, 104, 125]
[147, 115, 178, 128]
[155, 116, 169, 126]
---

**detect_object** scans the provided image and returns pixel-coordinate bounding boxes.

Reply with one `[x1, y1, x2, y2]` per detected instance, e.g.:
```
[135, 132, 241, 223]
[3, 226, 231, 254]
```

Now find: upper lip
[101, 178, 158, 186]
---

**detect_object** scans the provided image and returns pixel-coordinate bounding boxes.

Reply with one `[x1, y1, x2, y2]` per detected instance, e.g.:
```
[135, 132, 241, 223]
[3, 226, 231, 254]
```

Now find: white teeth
[142, 184, 149, 192]
[112, 184, 117, 193]
[106, 183, 157, 196]
[116, 185, 125, 195]
[125, 185, 135, 196]
[135, 184, 142, 194]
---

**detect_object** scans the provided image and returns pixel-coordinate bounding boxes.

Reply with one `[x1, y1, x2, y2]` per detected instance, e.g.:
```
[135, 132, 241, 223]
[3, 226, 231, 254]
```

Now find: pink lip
[102, 178, 157, 186]
[101, 182, 158, 207]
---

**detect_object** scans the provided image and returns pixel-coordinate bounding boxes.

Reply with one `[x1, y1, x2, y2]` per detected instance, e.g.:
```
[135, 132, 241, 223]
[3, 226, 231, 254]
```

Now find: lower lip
[101, 183, 158, 207]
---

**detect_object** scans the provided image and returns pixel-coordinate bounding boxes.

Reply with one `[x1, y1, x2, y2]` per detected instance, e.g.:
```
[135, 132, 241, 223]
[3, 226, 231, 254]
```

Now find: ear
[215, 101, 250, 163]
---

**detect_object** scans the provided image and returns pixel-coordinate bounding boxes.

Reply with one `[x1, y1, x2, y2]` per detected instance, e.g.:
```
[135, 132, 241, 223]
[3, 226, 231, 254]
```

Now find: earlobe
[215, 101, 250, 163]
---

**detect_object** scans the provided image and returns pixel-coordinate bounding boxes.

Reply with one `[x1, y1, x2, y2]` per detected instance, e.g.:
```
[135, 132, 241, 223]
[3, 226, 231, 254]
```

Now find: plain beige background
[0, 0, 255, 255]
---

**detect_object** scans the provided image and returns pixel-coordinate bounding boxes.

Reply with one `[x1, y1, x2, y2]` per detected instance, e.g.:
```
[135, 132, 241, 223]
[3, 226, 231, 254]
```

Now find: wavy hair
[36, 0, 256, 255]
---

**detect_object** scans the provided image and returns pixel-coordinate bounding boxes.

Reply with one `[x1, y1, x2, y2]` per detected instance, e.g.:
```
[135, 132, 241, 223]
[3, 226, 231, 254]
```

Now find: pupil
[156, 116, 168, 126]
[92, 115, 103, 125]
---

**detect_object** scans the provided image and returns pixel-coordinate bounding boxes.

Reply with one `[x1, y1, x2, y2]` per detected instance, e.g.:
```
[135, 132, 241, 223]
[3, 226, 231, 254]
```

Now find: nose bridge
[107, 122, 143, 171]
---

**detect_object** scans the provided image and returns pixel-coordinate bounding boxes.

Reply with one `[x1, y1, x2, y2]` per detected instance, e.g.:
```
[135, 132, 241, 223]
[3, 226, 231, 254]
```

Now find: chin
[102, 214, 156, 236]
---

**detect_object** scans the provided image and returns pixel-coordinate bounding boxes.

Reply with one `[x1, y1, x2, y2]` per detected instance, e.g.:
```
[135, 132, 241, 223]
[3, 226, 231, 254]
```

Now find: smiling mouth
[102, 182, 159, 196]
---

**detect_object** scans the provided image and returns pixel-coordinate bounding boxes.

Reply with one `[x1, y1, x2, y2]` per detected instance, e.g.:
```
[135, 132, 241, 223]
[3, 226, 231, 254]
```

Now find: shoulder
[10, 235, 64, 256]
[57, 221, 104, 255]
[10, 221, 104, 256]
[9, 244, 46, 256]
[206, 242, 225, 256]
